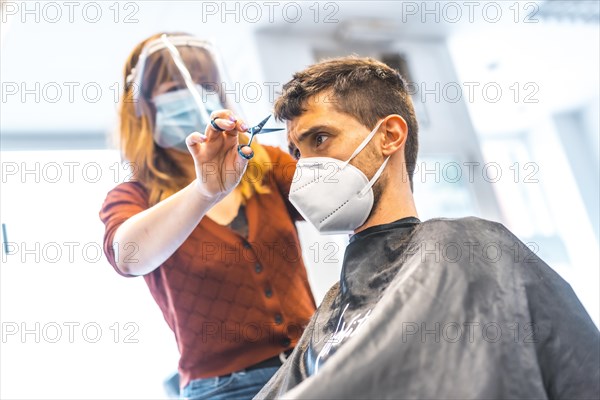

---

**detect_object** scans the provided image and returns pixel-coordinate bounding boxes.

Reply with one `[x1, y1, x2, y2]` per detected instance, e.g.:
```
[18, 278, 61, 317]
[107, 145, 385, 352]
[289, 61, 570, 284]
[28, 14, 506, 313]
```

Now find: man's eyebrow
[295, 125, 336, 143]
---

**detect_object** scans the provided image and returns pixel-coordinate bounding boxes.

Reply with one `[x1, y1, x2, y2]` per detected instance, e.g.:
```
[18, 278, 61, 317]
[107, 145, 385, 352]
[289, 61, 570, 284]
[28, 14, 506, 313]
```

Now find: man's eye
[315, 134, 329, 147]
[289, 144, 301, 160]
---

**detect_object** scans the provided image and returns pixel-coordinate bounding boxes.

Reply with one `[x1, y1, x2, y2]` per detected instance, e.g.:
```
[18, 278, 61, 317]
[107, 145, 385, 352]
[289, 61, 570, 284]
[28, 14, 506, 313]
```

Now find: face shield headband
[125, 34, 231, 119]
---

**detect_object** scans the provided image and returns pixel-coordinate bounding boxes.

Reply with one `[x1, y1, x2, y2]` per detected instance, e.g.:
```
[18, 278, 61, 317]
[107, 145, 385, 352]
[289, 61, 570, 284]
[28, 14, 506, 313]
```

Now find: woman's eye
[293, 148, 301, 160]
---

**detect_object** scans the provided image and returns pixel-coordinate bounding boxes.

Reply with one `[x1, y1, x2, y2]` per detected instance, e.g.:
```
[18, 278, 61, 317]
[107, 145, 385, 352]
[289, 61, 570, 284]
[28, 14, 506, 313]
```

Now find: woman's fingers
[208, 118, 236, 135]
[238, 145, 254, 159]
[210, 109, 236, 123]
[233, 146, 251, 176]
[185, 131, 207, 149]
[186, 109, 253, 198]
[235, 119, 249, 134]
[206, 110, 237, 137]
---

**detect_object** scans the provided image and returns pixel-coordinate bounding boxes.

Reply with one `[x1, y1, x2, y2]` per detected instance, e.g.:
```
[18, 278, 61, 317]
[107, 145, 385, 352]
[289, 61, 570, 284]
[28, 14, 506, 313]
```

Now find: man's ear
[381, 115, 408, 157]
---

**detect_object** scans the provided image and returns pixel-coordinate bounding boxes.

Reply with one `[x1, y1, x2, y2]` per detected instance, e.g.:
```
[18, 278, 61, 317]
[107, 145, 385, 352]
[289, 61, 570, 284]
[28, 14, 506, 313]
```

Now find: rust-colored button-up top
[99, 145, 316, 389]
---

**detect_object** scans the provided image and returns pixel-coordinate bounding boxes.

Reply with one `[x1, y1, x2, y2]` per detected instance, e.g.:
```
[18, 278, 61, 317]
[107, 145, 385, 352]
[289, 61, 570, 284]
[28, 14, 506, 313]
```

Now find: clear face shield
[126, 34, 236, 152]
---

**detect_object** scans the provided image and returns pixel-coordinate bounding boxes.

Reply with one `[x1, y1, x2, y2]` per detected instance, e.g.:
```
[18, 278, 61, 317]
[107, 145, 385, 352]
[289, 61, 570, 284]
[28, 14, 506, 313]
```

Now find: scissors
[210, 114, 284, 160]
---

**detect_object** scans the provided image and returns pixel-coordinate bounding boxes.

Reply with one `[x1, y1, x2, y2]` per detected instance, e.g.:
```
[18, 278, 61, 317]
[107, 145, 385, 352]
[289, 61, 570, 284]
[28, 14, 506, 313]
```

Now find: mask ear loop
[340, 119, 385, 169]
[358, 156, 390, 198]
[341, 118, 389, 198]
[159, 34, 212, 128]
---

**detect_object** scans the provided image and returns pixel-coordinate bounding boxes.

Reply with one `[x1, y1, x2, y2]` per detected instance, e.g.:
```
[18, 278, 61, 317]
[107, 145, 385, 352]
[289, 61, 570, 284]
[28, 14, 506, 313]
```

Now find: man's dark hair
[274, 56, 419, 191]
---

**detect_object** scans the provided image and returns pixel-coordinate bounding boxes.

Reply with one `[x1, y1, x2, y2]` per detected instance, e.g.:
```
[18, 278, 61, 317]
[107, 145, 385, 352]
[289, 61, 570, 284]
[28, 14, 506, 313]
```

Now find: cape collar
[341, 216, 421, 297]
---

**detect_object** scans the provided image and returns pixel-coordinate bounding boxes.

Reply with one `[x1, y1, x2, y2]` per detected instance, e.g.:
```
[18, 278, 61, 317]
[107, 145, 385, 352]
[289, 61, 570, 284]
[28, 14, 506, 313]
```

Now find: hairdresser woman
[99, 32, 316, 400]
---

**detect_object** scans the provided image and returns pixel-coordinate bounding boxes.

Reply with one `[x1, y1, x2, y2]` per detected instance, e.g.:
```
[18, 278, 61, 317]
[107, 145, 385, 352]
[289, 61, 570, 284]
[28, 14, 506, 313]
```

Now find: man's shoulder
[418, 216, 518, 247]
[422, 216, 507, 232]
[406, 216, 539, 282]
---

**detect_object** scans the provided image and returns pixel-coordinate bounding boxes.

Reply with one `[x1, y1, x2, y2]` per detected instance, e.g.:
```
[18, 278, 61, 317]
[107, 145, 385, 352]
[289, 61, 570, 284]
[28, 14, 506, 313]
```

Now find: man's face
[287, 91, 382, 175]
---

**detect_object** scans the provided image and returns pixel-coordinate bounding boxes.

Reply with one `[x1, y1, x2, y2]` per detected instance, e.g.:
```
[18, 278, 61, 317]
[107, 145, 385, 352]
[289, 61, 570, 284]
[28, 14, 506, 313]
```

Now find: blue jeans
[181, 367, 279, 400]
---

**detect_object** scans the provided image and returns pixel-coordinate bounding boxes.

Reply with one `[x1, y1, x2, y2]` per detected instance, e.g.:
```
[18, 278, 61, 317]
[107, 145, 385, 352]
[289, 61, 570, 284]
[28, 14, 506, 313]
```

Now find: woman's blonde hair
[117, 32, 271, 206]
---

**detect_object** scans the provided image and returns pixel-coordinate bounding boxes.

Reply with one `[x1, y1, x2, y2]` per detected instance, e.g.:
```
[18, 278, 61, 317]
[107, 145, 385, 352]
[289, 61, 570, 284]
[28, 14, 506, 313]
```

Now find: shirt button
[282, 338, 291, 347]
[265, 288, 273, 298]
[274, 314, 283, 325]
[255, 263, 263, 273]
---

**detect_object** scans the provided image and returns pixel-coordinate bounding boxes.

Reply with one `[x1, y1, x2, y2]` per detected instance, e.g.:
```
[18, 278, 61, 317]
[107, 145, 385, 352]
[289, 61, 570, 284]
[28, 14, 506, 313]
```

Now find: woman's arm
[112, 109, 248, 276]
[111, 180, 220, 276]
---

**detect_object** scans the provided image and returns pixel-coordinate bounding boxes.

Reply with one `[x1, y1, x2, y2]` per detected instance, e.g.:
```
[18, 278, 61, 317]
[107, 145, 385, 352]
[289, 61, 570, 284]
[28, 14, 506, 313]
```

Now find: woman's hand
[185, 109, 249, 201]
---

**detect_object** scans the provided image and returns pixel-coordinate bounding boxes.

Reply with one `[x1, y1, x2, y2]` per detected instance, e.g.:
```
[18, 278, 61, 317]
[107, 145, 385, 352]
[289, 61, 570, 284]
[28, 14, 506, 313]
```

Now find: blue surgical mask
[152, 84, 224, 152]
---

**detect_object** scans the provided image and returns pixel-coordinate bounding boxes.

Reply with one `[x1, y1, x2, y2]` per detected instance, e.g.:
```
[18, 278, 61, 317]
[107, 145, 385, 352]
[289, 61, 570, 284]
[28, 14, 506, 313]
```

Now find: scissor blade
[255, 128, 285, 134]
[248, 114, 272, 135]
[255, 114, 272, 130]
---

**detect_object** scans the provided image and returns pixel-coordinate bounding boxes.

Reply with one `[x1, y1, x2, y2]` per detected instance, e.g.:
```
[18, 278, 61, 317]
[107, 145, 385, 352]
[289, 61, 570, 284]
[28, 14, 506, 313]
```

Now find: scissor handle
[237, 115, 283, 160]
[238, 144, 254, 160]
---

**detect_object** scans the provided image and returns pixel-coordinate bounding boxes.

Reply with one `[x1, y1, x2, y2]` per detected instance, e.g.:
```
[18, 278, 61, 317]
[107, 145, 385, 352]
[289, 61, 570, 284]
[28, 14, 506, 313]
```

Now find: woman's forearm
[112, 180, 221, 276]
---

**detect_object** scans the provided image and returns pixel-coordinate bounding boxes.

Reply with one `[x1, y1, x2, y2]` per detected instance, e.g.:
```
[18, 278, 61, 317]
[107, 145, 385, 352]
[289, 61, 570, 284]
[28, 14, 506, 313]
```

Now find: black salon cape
[255, 217, 600, 399]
